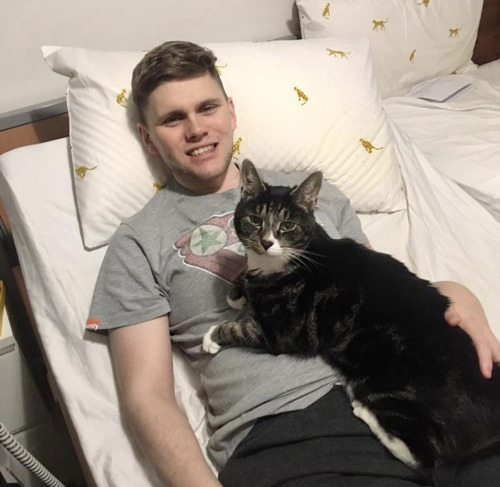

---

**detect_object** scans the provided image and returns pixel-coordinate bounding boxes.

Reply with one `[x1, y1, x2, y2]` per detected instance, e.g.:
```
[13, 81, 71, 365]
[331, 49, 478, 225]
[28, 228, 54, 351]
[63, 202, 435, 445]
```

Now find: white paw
[227, 294, 247, 310]
[351, 399, 362, 410]
[351, 400, 368, 421]
[202, 326, 221, 354]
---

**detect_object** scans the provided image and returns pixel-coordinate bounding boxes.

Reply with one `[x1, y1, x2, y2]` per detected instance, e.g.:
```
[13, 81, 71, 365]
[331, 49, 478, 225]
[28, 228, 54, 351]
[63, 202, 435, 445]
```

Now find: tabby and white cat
[203, 159, 500, 469]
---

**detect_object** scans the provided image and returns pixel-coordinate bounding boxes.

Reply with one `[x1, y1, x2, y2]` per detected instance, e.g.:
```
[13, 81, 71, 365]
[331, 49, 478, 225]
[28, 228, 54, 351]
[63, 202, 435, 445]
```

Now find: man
[88, 41, 500, 486]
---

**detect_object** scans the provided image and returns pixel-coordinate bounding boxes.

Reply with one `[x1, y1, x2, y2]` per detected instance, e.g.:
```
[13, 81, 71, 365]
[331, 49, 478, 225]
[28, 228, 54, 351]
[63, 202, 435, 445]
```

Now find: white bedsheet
[1, 121, 500, 485]
[384, 59, 500, 222]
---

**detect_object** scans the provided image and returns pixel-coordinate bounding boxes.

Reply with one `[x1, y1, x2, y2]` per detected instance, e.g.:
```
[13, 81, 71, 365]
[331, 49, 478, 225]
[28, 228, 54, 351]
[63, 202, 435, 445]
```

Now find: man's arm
[109, 316, 221, 487]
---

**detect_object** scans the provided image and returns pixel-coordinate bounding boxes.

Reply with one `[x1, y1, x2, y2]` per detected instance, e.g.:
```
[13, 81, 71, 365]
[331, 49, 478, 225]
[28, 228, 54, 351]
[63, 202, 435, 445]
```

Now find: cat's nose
[261, 240, 273, 251]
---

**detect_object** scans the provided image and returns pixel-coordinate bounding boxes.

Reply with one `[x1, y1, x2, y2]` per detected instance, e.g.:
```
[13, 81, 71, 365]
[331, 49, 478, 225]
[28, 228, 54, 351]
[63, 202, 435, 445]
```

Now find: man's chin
[173, 164, 230, 190]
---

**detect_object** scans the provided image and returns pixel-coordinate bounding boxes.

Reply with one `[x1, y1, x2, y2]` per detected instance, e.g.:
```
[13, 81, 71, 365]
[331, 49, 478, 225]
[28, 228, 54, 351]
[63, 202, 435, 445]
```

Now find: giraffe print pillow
[43, 37, 405, 249]
[296, 0, 483, 98]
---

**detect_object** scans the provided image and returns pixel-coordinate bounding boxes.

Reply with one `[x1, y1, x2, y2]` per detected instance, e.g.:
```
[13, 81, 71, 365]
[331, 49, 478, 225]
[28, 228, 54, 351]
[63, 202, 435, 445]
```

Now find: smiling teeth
[190, 145, 215, 157]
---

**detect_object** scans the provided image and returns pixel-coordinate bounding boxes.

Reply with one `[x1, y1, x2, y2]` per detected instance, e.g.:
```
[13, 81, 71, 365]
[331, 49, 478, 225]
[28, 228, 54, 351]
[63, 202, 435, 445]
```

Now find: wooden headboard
[472, 0, 500, 65]
[0, 111, 68, 156]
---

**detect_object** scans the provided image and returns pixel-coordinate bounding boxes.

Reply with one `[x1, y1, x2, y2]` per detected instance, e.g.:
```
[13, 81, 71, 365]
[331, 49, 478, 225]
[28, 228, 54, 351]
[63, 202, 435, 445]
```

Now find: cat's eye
[247, 215, 262, 227]
[280, 221, 297, 232]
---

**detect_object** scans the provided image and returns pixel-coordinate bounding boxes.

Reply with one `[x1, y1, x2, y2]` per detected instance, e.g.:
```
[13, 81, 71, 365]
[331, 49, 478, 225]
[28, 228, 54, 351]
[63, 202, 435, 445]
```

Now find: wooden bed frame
[0, 111, 91, 485]
[0, 3, 498, 483]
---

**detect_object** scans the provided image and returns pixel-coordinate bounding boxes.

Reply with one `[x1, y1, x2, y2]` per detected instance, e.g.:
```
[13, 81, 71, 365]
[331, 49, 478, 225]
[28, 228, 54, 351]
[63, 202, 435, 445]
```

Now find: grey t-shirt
[88, 169, 368, 469]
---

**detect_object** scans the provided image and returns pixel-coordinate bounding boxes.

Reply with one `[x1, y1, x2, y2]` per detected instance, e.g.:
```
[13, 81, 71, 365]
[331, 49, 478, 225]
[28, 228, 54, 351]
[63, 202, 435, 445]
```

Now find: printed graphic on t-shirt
[174, 212, 246, 283]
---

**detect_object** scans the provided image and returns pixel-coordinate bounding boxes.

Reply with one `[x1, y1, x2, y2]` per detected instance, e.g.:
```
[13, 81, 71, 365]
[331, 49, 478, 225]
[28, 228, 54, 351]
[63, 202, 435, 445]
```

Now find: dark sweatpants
[219, 387, 500, 487]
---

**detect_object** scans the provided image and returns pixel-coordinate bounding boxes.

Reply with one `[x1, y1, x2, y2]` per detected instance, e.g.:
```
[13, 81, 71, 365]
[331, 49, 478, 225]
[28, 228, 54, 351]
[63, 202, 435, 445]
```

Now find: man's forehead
[146, 73, 226, 116]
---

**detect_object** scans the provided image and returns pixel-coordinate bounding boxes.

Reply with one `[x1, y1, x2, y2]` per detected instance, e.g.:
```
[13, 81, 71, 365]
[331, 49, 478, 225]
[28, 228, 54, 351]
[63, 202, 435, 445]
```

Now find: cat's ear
[240, 159, 266, 200]
[291, 171, 322, 212]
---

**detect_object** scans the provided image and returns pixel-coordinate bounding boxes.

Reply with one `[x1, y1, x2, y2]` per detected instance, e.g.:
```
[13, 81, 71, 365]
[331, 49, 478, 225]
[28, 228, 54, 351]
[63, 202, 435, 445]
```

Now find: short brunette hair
[132, 41, 227, 124]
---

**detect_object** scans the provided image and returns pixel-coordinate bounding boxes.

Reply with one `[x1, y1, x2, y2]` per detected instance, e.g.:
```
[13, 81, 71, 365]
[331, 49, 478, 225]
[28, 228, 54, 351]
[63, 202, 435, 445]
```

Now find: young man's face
[138, 72, 238, 194]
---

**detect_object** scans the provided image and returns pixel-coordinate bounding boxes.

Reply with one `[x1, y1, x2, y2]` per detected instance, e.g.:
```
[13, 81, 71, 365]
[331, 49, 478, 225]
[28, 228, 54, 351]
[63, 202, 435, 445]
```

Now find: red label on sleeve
[86, 318, 101, 330]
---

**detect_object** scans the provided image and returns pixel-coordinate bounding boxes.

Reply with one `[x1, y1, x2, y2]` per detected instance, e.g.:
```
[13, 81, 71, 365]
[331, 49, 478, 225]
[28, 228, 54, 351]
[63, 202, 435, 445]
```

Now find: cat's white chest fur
[246, 244, 289, 275]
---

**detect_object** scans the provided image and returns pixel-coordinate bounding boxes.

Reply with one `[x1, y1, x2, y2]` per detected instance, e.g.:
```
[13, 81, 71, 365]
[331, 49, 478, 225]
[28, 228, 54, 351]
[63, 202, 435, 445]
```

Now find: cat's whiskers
[239, 237, 263, 255]
[282, 248, 319, 273]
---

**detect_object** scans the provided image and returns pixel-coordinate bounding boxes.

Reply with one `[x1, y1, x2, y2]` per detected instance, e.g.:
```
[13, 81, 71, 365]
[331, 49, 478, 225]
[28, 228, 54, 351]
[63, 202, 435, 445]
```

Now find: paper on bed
[409, 75, 473, 103]
[1, 124, 500, 486]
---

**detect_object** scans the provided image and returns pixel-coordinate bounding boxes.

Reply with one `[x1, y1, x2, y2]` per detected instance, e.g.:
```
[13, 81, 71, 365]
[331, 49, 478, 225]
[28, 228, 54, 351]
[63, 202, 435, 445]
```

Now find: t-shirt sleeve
[86, 223, 170, 332]
[320, 180, 369, 245]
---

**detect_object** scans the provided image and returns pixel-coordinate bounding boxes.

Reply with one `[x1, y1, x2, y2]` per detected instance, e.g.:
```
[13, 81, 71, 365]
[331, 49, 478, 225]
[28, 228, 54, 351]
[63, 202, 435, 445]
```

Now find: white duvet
[384, 60, 500, 222]
[1, 78, 500, 486]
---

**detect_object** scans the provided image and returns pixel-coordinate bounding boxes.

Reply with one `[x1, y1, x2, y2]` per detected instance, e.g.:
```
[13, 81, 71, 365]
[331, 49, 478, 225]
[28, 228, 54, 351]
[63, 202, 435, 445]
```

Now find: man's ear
[137, 123, 159, 155]
[228, 97, 237, 131]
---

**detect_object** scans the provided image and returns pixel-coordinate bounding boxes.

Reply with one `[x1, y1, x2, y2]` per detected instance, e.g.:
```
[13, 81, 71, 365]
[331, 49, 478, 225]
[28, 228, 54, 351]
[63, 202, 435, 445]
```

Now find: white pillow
[296, 0, 483, 98]
[43, 38, 405, 249]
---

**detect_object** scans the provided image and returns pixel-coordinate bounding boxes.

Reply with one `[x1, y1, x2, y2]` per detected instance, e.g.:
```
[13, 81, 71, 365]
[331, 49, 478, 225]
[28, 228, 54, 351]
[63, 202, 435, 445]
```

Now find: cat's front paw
[227, 293, 247, 310]
[202, 325, 222, 354]
[351, 400, 362, 413]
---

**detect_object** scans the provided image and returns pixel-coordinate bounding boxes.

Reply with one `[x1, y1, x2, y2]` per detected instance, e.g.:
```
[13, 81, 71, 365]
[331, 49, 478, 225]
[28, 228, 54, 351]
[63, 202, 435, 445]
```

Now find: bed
[384, 62, 500, 222]
[0, 1, 499, 485]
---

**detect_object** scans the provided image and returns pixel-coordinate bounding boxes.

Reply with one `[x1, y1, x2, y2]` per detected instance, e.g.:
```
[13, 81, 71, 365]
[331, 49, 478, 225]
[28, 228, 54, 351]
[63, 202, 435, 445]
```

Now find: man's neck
[172, 163, 240, 195]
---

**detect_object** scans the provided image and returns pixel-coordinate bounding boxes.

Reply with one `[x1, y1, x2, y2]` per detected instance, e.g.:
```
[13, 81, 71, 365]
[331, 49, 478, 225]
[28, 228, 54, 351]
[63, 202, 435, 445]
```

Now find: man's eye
[202, 105, 217, 113]
[163, 115, 183, 126]
[247, 215, 262, 226]
[280, 221, 296, 232]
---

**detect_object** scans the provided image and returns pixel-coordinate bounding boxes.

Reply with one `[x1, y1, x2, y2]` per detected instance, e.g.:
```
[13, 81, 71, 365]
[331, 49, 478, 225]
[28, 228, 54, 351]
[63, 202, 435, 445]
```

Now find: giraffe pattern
[294, 87, 309, 105]
[215, 63, 228, 76]
[359, 139, 383, 154]
[116, 89, 128, 107]
[75, 165, 97, 179]
[373, 19, 389, 31]
[327, 48, 351, 59]
[232, 137, 242, 160]
[322, 2, 331, 20]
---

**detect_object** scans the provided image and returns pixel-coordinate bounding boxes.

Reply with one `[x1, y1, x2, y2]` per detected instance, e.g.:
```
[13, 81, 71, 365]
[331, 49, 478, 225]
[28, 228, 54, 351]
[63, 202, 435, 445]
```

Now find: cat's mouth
[263, 247, 283, 257]
[187, 144, 216, 157]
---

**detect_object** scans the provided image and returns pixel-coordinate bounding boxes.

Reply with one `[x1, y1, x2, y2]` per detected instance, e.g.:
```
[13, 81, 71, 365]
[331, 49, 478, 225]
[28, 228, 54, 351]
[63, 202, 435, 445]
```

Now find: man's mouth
[188, 144, 216, 157]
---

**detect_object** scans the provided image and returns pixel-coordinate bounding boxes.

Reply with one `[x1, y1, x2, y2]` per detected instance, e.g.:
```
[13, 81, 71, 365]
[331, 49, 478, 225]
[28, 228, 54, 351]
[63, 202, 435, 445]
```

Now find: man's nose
[185, 116, 206, 140]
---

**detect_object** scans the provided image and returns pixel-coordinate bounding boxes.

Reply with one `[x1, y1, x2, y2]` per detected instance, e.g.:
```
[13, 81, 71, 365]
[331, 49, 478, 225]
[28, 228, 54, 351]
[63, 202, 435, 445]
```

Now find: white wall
[0, 0, 298, 114]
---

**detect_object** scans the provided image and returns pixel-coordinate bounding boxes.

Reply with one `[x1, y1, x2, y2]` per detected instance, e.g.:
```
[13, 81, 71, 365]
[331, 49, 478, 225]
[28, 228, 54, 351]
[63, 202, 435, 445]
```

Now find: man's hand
[434, 281, 500, 379]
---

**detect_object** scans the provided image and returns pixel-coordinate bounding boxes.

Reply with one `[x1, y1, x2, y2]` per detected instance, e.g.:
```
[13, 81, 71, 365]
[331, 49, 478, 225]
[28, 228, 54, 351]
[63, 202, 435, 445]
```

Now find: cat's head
[234, 159, 322, 274]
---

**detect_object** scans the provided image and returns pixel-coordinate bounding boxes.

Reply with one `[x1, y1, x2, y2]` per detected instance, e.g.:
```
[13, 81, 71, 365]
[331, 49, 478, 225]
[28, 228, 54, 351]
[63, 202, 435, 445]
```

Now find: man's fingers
[444, 305, 461, 327]
[476, 344, 494, 379]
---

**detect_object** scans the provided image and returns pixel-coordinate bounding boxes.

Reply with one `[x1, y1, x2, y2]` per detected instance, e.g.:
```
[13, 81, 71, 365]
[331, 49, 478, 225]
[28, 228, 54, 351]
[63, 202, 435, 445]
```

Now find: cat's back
[315, 237, 408, 286]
